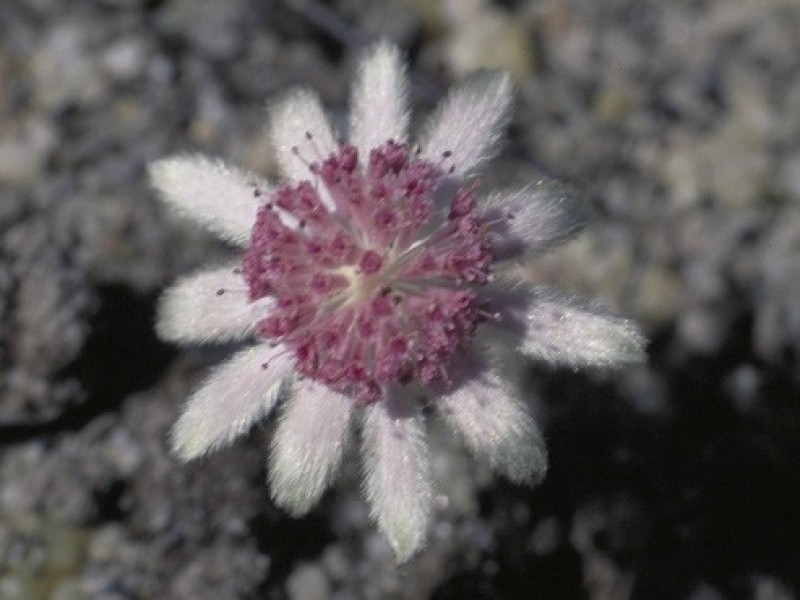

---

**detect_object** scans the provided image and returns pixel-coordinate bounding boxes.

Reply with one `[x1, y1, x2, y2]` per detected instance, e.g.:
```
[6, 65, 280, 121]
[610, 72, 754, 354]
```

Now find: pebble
[101, 37, 147, 82]
[0, 118, 57, 185]
[286, 563, 331, 600]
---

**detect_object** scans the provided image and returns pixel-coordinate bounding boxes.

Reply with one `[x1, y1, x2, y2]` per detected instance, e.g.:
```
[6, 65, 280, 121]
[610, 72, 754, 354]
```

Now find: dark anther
[380, 286, 392, 296]
[216, 289, 226, 296]
[305, 131, 313, 140]
[291, 146, 300, 155]
[254, 188, 261, 197]
[442, 150, 453, 158]
[506, 211, 516, 221]
[299, 219, 306, 229]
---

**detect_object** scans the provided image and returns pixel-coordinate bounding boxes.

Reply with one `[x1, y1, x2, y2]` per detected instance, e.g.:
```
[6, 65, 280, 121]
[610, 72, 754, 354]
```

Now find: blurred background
[1, 0, 799, 598]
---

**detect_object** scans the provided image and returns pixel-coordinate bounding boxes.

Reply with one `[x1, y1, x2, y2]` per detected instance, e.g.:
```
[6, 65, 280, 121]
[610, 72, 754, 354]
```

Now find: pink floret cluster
[242, 140, 494, 404]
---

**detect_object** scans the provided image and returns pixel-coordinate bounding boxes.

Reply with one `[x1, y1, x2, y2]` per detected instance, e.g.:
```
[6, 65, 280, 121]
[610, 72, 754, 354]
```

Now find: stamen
[303, 130, 329, 164]
[291, 145, 315, 175]
[261, 346, 291, 370]
[216, 286, 251, 296]
[478, 308, 503, 322]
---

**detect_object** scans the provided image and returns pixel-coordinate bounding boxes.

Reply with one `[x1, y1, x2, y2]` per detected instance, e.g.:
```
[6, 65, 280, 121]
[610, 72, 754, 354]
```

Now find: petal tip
[170, 416, 211, 462]
[148, 155, 208, 195]
[153, 286, 185, 343]
[147, 156, 182, 194]
[612, 321, 649, 365]
[387, 523, 428, 564]
[268, 482, 317, 518]
[421, 67, 514, 175]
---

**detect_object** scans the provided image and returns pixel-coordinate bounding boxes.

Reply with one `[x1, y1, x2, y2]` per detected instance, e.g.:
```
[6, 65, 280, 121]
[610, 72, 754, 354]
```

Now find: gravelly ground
[1, 0, 799, 599]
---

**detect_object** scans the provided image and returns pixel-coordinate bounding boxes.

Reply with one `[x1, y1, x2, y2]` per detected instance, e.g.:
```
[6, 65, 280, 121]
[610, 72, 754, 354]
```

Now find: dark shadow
[485, 313, 800, 599]
[252, 503, 337, 595]
[0, 284, 177, 445]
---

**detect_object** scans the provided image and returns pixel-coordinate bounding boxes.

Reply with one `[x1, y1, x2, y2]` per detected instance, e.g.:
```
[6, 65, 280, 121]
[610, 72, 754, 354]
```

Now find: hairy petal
[269, 89, 338, 193]
[149, 155, 269, 246]
[269, 381, 353, 516]
[516, 289, 647, 368]
[484, 181, 587, 259]
[420, 71, 513, 176]
[350, 42, 410, 161]
[172, 345, 292, 460]
[361, 390, 433, 562]
[436, 361, 547, 484]
[156, 264, 272, 344]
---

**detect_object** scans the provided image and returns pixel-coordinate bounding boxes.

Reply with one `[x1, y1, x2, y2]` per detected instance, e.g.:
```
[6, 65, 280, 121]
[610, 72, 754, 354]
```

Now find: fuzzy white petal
[149, 155, 268, 246]
[484, 181, 587, 258]
[362, 390, 433, 562]
[350, 42, 409, 161]
[437, 366, 547, 484]
[268, 381, 353, 516]
[156, 264, 272, 344]
[519, 290, 647, 368]
[269, 89, 338, 193]
[172, 345, 291, 460]
[420, 71, 513, 176]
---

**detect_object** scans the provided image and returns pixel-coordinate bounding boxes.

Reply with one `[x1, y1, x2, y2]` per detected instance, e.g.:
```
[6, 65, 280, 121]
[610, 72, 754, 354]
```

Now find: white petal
[149, 155, 268, 246]
[361, 390, 433, 562]
[349, 42, 409, 160]
[269, 89, 338, 190]
[436, 364, 547, 484]
[268, 380, 353, 516]
[518, 290, 647, 368]
[156, 264, 272, 344]
[172, 345, 292, 460]
[484, 181, 586, 258]
[420, 71, 513, 176]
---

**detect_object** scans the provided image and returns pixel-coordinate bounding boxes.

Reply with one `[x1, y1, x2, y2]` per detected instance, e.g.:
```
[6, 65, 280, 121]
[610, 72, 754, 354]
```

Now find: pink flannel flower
[150, 43, 645, 561]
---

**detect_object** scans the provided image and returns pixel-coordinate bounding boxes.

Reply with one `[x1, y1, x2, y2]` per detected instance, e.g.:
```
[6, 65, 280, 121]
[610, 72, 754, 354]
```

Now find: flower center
[242, 140, 494, 403]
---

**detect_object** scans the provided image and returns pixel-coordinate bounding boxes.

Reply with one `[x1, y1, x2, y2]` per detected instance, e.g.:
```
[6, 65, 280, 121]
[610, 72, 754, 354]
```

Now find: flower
[150, 42, 646, 561]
